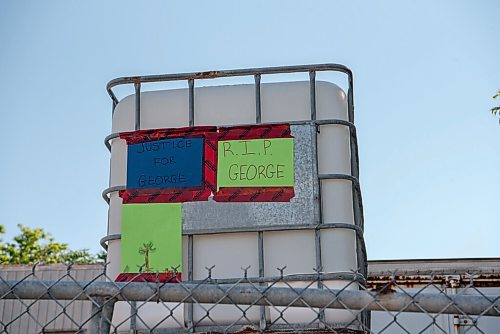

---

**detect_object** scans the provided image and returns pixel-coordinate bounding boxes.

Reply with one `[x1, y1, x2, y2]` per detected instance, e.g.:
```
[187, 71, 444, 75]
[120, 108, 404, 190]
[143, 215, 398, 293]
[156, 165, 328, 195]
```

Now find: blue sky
[0, 1, 498, 260]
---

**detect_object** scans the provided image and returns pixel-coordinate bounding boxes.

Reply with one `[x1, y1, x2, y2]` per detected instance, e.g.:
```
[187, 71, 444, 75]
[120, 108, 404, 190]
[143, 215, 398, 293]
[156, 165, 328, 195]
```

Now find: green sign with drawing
[120, 203, 182, 274]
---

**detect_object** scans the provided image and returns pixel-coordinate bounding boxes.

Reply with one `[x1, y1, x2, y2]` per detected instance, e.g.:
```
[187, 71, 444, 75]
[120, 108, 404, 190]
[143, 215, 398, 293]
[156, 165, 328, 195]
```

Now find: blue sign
[127, 137, 204, 189]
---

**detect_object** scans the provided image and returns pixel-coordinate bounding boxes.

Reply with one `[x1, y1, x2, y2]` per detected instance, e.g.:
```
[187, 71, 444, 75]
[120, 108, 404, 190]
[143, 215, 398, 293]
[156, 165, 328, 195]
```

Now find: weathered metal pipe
[1, 280, 498, 317]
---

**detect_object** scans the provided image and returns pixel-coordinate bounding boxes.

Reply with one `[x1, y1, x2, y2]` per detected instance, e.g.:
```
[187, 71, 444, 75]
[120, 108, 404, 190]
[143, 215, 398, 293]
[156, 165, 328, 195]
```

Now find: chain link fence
[1, 263, 499, 334]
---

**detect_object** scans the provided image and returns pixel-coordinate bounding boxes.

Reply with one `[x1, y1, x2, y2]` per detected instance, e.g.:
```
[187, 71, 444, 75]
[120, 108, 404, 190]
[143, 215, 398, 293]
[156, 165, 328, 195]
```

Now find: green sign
[217, 138, 294, 188]
[120, 203, 182, 273]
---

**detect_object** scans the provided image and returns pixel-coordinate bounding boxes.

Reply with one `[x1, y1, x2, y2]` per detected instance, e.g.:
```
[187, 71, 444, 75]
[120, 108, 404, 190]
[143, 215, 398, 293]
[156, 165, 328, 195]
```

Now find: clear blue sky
[0, 1, 498, 260]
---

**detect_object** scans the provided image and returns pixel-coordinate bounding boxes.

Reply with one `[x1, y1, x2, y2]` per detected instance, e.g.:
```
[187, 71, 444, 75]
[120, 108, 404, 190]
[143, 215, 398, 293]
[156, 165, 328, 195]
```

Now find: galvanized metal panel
[11, 270, 25, 333]
[0, 265, 105, 333]
[182, 124, 320, 234]
[26, 288, 41, 333]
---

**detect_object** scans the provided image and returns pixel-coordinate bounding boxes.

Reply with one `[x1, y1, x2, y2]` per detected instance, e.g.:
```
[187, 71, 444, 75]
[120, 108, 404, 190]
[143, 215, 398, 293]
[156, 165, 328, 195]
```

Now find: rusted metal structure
[368, 258, 500, 333]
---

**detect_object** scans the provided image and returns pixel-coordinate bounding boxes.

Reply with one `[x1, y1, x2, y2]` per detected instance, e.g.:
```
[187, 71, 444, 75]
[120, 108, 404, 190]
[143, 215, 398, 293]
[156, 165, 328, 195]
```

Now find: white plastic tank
[105, 76, 362, 331]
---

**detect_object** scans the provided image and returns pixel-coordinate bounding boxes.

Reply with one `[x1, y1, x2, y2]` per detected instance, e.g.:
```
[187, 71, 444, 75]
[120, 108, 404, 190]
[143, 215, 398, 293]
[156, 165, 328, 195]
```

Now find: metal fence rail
[1, 264, 500, 334]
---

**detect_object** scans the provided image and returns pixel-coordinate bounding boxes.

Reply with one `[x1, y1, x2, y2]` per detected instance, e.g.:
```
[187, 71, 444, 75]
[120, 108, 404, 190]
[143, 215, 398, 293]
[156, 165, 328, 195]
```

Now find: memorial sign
[116, 203, 182, 282]
[217, 138, 294, 188]
[127, 137, 204, 189]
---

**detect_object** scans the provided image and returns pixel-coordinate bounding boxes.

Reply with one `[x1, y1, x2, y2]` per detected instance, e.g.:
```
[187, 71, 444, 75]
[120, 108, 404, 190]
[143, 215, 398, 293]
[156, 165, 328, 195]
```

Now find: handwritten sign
[127, 137, 204, 189]
[120, 203, 182, 274]
[217, 138, 294, 188]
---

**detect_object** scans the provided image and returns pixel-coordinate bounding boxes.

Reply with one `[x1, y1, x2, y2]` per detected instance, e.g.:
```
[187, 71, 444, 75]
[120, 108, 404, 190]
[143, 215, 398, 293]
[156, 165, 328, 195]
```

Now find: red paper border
[115, 272, 182, 283]
[217, 123, 292, 141]
[214, 187, 295, 202]
[120, 126, 216, 144]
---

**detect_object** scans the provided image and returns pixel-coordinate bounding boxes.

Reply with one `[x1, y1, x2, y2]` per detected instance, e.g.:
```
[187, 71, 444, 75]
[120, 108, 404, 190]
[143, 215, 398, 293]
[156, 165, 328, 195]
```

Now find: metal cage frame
[100, 64, 368, 331]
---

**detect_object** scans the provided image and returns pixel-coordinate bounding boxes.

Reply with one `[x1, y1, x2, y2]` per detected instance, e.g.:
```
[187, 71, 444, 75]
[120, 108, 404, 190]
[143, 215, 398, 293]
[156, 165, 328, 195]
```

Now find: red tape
[120, 126, 216, 144]
[115, 272, 181, 283]
[217, 123, 292, 141]
[213, 187, 294, 202]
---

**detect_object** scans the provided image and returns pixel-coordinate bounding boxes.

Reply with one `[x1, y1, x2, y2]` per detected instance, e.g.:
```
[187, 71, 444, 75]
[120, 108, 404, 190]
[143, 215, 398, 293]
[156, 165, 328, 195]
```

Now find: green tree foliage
[0, 224, 104, 265]
[492, 89, 500, 123]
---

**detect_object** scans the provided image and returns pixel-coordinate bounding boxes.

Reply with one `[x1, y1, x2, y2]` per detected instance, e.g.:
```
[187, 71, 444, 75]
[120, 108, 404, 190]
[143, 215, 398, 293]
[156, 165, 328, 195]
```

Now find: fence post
[102, 297, 116, 334]
[88, 297, 103, 334]
[88, 296, 116, 334]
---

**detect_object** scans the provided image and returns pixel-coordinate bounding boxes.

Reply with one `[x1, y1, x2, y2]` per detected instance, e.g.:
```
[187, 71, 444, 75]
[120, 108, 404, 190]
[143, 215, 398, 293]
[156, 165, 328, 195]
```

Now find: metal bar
[188, 235, 194, 280]
[106, 64, 352, 98]
[104, 132, 120, 151]
[3, 280, 499, 317]
[320, 222, 363, 233]
[112, 99, 117, 116]
[318, 174, 362, 212]
[311, 93, 324, 324]
[99, 234, 121, 250]
[314, 125, 322, 285]
[130, 301, 137, 332]
[346, 72, 365, 278]
[314, 229, 323, 274]
[258, 232, 264, 278]
[103, 118, 356, 153]
[104, 118, 355, 139]
[309, 70, 317, 121]
[109, 90, 119, 108]
[344, 70, 369, 329]
[254, 71, 266, 330]
[101, 185, 126, 204]
[188, 271, 366, 285]
[98, 221, 365, 248]
[258, 231, 266, 330]
[347, 72, 355, 130]
[187, 235, 194, 331]
[254, 74, 262, 124]
[315, 119, 354, 127]
[188, 79, 195, 127]
[134, 82, 141, 130]
[318, 173, 359, 182]
[312, 124, 323, 239]
[351, 133, 362, 231]
[102, 171, 359, 207]
[345, 72, 366, 279]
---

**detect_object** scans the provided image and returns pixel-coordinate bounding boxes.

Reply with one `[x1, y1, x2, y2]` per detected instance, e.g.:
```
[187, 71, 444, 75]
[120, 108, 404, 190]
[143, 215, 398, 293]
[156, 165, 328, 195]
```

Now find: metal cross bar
[1, 280, 499, 317]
